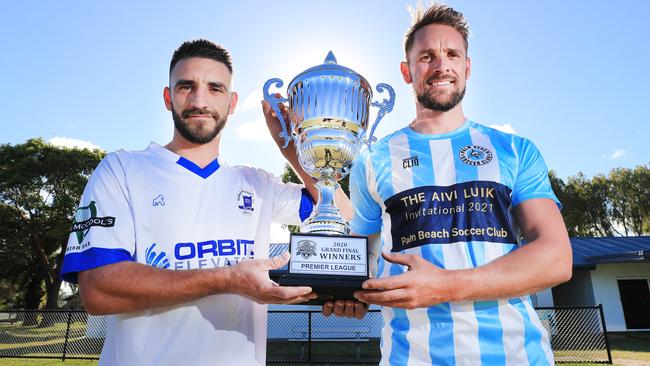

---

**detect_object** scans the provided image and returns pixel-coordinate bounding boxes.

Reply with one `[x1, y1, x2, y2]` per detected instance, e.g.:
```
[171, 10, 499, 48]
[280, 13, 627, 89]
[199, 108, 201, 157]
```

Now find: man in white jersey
[333, 4, 573, 365]
[60, 39, 351, 366]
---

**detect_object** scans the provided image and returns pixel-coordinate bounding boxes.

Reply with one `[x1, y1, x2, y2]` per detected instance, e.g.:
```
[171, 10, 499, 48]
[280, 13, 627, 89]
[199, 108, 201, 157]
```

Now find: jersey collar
[176, 156, 220, 179]
[147, 142, 222, 179]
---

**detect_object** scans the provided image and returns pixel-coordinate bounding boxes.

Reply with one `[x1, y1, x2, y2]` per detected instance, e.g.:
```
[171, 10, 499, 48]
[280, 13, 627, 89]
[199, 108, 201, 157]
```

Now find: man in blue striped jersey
[330, 3, 573, 365]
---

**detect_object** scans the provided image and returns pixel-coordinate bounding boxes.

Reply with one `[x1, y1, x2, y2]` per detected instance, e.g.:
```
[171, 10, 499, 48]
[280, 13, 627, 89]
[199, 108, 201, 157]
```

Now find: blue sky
[1, 0, 649, 182]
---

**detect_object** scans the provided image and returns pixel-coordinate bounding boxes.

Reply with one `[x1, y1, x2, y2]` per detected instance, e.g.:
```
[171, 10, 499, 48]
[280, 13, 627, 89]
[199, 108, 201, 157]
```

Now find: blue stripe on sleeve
[299, 188, 314, 222]
[60, 247, 133, 284]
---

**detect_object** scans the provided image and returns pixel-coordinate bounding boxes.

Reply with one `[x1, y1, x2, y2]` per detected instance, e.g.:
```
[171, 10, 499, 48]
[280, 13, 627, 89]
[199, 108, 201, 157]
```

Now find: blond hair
[404, 1, 470, 54]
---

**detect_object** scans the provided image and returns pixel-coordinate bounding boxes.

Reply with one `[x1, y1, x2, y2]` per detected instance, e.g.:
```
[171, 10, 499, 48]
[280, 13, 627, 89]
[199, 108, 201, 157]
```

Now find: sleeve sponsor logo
[70, 201, 116, 244]
[384, 181, 515, 251]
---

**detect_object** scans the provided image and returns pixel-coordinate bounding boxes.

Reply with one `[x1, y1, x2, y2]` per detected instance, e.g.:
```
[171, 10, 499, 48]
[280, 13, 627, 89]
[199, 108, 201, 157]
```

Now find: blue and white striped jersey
[60, 142, 312, 366]
[350, 120, 557, 366]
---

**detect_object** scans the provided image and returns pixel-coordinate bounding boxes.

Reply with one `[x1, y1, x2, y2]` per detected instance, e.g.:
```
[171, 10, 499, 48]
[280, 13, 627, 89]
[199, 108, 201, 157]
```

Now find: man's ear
[465, 56, 471, 80]
[400, 62, 412, 84]
[228, 91, 238, 115]
[163, 87, 172, 111]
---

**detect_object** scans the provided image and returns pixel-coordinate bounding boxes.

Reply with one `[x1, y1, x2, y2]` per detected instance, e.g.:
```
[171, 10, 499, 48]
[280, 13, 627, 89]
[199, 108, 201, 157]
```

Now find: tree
[0, 139, 104, 311]
[608, 166, 650, 236]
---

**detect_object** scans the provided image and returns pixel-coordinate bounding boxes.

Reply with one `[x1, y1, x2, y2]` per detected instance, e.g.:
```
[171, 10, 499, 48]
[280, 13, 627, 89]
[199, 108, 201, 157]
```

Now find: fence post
[62, 310, 73, 361]
[598, 304, 613, 364]
[307, 311, 313, 362]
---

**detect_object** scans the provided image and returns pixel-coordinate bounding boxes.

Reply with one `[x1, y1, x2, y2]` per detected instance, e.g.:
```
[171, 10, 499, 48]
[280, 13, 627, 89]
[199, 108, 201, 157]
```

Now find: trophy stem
[301, 179, 350, 235]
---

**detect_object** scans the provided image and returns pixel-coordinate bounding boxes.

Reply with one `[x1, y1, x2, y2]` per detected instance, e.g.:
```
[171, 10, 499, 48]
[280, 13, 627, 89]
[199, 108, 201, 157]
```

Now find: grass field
[1, 332, 648, 365]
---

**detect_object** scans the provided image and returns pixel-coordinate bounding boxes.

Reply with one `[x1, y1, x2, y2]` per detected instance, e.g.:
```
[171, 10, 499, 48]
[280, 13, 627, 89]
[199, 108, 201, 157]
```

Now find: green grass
[0, 360, 97, 366]
[1, 331, 649, 365]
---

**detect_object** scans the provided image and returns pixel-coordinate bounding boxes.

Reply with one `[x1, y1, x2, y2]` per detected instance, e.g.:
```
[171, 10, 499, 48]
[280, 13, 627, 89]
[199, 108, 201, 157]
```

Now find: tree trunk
[22, 272, 43, 326]
[45, 277, 62, 309]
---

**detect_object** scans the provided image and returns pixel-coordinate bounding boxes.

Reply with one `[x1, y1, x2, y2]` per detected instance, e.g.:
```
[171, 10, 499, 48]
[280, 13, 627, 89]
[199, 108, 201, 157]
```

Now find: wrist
[446, 268, 475, 302]
[211, 266, 237, 295]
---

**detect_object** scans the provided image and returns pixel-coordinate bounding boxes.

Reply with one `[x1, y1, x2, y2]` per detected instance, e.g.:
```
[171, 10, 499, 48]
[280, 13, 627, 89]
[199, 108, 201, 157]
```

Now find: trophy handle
[366, 83, 396, 151]
[263, 78, 291, 148]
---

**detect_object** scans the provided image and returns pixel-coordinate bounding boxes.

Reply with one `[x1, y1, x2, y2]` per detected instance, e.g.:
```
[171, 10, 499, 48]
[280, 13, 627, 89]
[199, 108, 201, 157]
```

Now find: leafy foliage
[551, 164, 650, 237]
[0, 139, 104, 310]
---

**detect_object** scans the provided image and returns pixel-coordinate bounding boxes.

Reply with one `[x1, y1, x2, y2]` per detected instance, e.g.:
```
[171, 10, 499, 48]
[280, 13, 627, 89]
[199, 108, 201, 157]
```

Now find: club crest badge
[459, 145, 493, 166]
[237, 190, 255, 215]
[296, 240, 317, 259]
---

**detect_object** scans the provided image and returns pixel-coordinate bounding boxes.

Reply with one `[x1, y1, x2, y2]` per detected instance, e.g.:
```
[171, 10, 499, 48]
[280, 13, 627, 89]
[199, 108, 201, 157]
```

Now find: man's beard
[171, 105, 226, 144]
[416, 81, 466, 112]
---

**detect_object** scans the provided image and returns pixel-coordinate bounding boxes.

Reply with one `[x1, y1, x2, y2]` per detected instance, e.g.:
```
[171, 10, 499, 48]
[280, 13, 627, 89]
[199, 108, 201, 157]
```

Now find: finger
[265, 252, 290, 270]
[267, 284, 313, 300]
[354, 288, 410, 307]
[287, 292, 317, 304]
[322, 301, 335, 317]
[361, 275, 409, 290]
[354, 302, 369, 319]
[333, 300, 346, 317]
[344, 300, 355, 318]
[382, 252, 416, 267]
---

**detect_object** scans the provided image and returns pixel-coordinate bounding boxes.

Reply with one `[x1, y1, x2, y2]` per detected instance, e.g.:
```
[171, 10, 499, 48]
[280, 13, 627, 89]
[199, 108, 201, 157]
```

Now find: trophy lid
[288, 51, 371, 91]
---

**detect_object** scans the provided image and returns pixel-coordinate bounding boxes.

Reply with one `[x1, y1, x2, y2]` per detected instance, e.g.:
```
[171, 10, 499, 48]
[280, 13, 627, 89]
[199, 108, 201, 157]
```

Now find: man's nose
[188, 87, 209, 109]
[429, 55, 451, 74]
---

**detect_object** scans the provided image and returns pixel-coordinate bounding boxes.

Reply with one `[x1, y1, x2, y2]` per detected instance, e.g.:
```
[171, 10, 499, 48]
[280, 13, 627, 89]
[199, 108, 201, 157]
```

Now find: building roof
[270, 236, 650, 272]
[571, 236, 650, 269]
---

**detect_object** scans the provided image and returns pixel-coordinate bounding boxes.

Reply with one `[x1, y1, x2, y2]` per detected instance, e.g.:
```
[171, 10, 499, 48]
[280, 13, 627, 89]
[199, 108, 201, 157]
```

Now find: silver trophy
[264, 52, 395, 302]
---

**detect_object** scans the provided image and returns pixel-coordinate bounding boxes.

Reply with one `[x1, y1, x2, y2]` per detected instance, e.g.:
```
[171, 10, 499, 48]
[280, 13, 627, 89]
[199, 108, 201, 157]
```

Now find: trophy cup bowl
[264, 51, 395, 302]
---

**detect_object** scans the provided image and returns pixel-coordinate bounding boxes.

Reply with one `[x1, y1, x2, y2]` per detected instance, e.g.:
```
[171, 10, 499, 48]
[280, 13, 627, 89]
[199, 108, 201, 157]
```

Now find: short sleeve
[267, 172, 313, 225]
[349, 152, 382, 235]
[60, 154, 135, 284]
[511, 138, 561, 208]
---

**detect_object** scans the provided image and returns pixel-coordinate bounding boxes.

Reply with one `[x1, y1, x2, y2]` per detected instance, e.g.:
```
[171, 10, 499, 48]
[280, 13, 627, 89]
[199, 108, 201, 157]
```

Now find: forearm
[78, 261, 233, 315]
[283, 149, 353, 221]
[450, 235, 572, 302]
[450, 199, 572, 302]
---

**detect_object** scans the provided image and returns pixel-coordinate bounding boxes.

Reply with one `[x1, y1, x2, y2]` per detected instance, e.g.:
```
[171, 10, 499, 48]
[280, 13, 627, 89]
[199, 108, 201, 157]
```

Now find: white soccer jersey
[350, 120, 557, 366]
[60, 142, 312, 366]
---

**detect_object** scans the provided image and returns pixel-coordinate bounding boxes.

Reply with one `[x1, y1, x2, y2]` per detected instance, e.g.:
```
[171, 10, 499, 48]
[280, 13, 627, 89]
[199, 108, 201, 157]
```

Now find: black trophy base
[276, 274, 367, 305]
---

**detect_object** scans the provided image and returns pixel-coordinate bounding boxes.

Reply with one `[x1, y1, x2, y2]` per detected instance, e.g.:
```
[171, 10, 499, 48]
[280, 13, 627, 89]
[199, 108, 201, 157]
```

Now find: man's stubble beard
[416, 85, 466, 112]
[171, 105, 227, 144]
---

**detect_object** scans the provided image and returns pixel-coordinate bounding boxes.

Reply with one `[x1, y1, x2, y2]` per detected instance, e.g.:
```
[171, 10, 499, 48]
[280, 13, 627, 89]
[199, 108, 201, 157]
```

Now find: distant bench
[290, 326, 371, 359]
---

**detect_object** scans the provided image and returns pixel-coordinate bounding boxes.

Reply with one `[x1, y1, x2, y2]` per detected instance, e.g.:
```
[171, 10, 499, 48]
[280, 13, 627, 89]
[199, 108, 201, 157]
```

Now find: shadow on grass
[608, 332, 650, 353]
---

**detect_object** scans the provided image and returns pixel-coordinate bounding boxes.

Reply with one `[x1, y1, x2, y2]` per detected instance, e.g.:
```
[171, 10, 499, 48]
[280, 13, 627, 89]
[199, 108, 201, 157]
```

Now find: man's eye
[178, 85, 192, 90]
[420, 55, 431, 62]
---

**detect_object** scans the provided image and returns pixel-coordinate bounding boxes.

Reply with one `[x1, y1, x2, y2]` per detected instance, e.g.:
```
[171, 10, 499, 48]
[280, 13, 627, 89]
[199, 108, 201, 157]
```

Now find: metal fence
[536, 305, 612, 364]
[0, 306, 611, 364]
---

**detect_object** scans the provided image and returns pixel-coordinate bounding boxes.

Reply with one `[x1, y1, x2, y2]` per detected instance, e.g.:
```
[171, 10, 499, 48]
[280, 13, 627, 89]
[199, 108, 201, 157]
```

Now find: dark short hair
[169, 39, 233, 76]
[404, 3, 470, 55]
